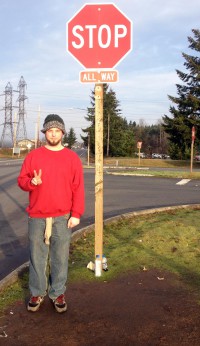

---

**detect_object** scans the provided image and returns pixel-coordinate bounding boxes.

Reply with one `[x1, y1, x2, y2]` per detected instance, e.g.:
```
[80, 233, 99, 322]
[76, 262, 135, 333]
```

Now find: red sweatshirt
[18, 146, 84, 218]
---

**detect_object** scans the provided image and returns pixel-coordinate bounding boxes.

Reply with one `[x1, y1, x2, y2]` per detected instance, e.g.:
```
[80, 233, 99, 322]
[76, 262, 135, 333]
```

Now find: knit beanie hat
[41, 114, 66, 134]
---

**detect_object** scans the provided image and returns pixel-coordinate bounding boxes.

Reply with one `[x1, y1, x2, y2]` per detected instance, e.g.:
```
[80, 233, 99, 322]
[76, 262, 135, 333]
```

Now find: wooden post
[190, 140, 194, 174]
[137, 141, 142, 166]
[190, 126, 195, 174]
[87, 132, 90, 166]
[138, 146, 141, 166]
[37, 105, 40, 148]
[95, 84, 103, 262]
[13, 112, 17, 148]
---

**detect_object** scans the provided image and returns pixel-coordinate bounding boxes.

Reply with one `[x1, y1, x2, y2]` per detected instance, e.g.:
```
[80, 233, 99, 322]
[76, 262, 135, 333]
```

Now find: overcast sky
[0, 0, 199, 141]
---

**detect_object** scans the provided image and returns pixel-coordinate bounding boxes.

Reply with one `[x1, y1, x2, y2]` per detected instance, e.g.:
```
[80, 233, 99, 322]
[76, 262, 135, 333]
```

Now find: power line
[21, 91, 170, 104]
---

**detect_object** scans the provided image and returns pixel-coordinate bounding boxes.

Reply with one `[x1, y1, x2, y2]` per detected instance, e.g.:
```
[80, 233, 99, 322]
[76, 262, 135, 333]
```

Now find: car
[136, 152, 146, 158]
[194, 155, 200, 161]
[152, 153, 162, 159]
[140, 153, 146, 158]
[162, 154, 170, 159]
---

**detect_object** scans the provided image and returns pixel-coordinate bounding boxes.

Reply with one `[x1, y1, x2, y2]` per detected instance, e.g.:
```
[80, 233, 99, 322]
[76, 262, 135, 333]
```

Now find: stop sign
[66, 3, 132, 69]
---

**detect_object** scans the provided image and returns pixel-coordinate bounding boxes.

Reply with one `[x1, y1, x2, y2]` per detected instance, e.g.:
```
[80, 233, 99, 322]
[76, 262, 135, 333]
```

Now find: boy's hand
[31, 169, 42, 185]
[68, 217, 80, 228]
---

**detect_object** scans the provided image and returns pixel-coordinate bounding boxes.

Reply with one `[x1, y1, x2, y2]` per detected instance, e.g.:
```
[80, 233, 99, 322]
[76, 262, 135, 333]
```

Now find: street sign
[137, 141, 142, 149]
[66, 3, 132, 274]
[80, 70, 118, 83]
[66, 3, 132, 69]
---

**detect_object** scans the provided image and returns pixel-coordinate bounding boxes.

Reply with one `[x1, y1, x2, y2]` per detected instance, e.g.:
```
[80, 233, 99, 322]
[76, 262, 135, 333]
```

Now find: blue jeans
[28, 215, 71, 300]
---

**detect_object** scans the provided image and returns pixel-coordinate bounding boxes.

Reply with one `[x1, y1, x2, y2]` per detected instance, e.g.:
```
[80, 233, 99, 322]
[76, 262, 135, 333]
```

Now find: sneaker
[27, 296, 44, 312]
[53, 294, 67, 313]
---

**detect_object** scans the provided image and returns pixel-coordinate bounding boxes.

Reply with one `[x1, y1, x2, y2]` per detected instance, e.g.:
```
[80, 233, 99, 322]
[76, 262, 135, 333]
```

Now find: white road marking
[176, 179, 191, 185]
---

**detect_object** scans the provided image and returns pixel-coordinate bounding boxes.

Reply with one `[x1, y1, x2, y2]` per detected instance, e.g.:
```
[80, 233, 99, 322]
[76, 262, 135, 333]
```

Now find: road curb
[1, 204, 199, 293]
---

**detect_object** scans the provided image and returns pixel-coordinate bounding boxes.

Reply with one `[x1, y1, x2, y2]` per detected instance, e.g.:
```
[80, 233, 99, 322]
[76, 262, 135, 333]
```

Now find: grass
[1, 206, 200, 313]
[103, 156, 200, 179]
[106, 169, 200, 179]
[69, 207, 200, 288]
[0, 271, 29, 313]
[103, 157, 200, 169]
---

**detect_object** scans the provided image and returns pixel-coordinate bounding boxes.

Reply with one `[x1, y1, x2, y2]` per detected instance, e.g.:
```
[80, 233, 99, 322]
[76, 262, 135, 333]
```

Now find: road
[1, 158, 200, 279]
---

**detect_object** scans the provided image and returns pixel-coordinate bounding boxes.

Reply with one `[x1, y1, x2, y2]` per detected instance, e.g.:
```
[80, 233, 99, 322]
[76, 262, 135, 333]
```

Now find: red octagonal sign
[66, 3, 132, 69]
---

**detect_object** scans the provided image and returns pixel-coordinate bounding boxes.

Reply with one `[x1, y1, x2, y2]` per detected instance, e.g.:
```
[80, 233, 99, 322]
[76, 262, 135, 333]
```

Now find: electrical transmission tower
[1, 82, 14, 148]
[16, 76, 27, 142]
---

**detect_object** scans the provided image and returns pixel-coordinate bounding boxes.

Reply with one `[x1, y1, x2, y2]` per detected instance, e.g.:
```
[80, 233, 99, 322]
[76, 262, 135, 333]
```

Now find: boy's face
[45, 128, 63, 146]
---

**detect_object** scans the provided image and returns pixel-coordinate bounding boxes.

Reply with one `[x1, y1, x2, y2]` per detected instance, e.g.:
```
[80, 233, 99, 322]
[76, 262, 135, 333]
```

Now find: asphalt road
[1, 159, 200, 280]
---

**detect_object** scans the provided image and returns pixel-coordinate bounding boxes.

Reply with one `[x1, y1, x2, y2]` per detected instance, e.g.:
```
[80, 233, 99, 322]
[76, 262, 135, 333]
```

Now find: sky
[0, 0, 199, 142]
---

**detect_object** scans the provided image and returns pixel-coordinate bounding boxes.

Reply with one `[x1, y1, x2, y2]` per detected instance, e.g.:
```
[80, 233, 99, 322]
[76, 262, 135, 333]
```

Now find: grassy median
[106, 169, 200, 179]
[103, 157, 200, 169]
[1, 206, 200, 313]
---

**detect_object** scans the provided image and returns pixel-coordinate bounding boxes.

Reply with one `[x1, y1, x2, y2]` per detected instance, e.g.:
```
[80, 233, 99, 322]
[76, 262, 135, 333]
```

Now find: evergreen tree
[81, 84, 135, 156]
[63, 127, 76, 148]
[162, 29, 200, 159]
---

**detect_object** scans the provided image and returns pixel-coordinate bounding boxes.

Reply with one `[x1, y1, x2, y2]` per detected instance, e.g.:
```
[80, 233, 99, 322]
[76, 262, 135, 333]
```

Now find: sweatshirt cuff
[28, 180, 37, 190]
[71, 211, 81, 219]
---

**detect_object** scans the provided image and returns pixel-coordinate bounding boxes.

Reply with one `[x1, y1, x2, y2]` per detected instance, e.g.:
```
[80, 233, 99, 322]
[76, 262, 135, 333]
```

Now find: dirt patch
[1, 269, 200, 346]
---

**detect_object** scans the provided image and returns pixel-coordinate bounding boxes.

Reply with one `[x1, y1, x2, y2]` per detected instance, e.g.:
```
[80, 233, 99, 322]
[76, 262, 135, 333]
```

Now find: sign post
[87, 132, 90, 166]
[66, 3, 132, 271]
[190, 126, 195, 173]
[137, 141, 142, 166]
[94, 84, 103, 259]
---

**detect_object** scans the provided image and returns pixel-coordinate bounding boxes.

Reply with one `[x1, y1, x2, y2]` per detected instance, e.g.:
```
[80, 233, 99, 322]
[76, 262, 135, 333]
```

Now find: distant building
[17, 139, 35, 151]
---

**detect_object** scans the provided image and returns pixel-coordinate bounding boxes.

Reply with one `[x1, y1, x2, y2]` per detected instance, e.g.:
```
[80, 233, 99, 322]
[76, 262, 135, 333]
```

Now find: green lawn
[1, 206, 200, 313]
[69, 207, 200, 290]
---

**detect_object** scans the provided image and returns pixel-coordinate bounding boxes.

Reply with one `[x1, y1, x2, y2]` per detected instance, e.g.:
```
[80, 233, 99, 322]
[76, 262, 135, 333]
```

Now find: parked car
[140, 153, 146, 158]
[152, 153, 162, 159]
[162, 154, 170, 159]
[194, 155, 200, 161]
[136, 152, 146, 158]
[152, 153, 170, 159]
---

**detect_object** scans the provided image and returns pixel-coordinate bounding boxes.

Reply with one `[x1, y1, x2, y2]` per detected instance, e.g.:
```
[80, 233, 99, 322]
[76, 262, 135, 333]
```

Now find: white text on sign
[72, 25, 127, 49]
[80, 70, 118, 83]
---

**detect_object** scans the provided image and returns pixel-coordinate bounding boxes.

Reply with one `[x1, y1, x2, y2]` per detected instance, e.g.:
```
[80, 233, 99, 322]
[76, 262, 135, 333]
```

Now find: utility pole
[190, 126, 195, 174]
[37, 105, 41, 148]
[87, 132, 90, 166]
[13, 112, 17, 148]
[106, 113, 110, 157]
[35, 124, 37, 149]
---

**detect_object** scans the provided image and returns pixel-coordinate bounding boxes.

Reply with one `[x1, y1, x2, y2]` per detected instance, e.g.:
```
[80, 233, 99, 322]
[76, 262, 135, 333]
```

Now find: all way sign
[80, 70, 118, 83]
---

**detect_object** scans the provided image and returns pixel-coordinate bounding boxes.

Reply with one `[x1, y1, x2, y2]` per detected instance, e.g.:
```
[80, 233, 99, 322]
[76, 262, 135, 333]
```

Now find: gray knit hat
[41, 114, 66, 134]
